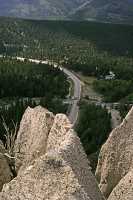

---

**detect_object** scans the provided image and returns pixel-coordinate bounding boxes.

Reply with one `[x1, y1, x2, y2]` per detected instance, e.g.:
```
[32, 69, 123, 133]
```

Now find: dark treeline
[0, 57, 69, 142]
[1, 18, 133, 59]
[0, 57, 69, 98]
[0, 98, 68, 143]
[65, 55, 133, 102]
[117, 103, 131, 119]
[76, 101, 111, 170]
[65, 56, 133, 102]
[0, 99, 36, 142]
[76, 102, 111, 155]
[0, 17, 133, 154]
[65, 56, 133, 80]
[0, 18, 133, 103]
[93, 80, 133, 102]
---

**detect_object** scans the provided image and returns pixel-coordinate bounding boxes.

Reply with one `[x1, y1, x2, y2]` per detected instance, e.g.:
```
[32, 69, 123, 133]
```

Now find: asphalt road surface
[62, 68, 82, 125]
[16, 57, 82, 125]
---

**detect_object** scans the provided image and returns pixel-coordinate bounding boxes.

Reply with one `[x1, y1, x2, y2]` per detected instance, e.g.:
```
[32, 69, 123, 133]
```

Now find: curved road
[62, 68, 82, 125]
[16, 57, 82, 125]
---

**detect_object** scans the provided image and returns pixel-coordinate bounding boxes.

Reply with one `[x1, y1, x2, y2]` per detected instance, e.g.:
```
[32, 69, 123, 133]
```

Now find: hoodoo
[96, 106, 133, 199]
[0, 106, 104, 200]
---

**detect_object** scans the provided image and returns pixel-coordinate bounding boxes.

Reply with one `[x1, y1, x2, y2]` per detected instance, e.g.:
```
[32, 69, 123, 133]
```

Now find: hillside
[1, 0, 133, 24]
[0, 0, 86, 20]
[0, 17, 133, 60]
[71, 0, 133, 24]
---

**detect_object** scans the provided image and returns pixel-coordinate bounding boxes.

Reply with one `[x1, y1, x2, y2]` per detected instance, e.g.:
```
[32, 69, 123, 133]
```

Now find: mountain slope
[1, 0, 133, 24]
[0, 17, 133, 59]
[71, 0, 133, 24]
[0, 0, 86, 19]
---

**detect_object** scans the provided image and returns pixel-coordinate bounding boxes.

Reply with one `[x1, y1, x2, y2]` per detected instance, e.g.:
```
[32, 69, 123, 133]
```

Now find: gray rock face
[96, 106, 133, 198]
[0, 142, 12, 191]
[47, 114, 103, 200]
[108, 168, 133, 200]
[14, 106, 54, 173]
[0, 106, 104, 200]
[0, 153, 90, 200]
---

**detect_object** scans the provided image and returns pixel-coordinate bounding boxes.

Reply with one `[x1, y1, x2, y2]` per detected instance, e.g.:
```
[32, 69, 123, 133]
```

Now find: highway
[16, 57, 82, 125]
[62, 68, 82, 125]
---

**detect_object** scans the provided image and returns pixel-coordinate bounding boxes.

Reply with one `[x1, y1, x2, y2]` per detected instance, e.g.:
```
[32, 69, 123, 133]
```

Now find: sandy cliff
[0, 106, 104, 200]
[96, 106, 133, 199]
[108, 168, 133, 200]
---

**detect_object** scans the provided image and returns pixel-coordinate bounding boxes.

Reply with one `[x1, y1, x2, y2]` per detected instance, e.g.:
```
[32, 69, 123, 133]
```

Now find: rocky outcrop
[96, 106, 133, 198]
[47, 114, 103, 200]
[14, 106, 54, 173]
[0, 153, 91, 200]
[108, 168, 133, 200]
[0, 141, 13, 191]
[0, 106, 104, 200]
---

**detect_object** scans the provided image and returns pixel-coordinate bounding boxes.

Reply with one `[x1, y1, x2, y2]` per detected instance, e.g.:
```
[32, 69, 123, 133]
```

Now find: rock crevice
[0, 106, 104, 200]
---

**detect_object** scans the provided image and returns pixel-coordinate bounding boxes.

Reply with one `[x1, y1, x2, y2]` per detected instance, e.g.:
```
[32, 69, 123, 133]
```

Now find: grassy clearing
[76, 73, 102, 101]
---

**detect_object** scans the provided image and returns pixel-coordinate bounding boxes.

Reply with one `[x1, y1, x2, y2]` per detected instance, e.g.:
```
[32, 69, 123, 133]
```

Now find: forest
[0, 18, 133, 104]
[66, 55, 133, 102]
[0, 57, 69, 142]
[76, 101, 111, 154]
[0, 17, 133, 60]
[76, 101, 111, 171]
[0, 17, 133, 156]
[0, 57, 69, 98]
